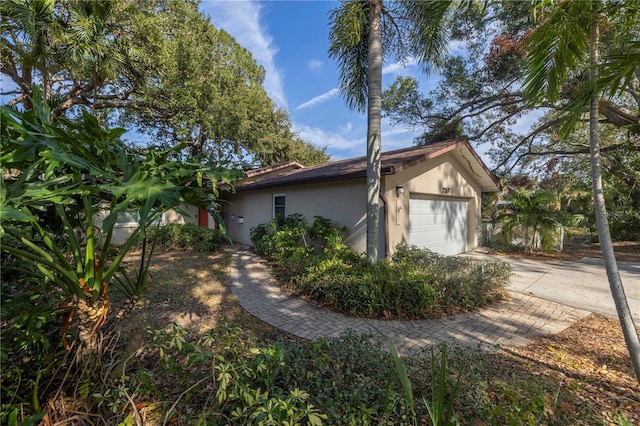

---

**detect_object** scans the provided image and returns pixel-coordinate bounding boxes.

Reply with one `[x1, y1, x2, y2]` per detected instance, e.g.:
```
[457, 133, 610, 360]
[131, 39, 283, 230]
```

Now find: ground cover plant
[0, 101, 240, 425]
[148, 223, 223, 252]
[5, 248, 638, 425]
[250, 215, 511, 319]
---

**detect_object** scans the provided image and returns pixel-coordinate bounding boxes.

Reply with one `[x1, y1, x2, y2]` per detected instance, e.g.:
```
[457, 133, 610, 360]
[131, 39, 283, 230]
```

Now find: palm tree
[328, 0, 459, 263]
[1, 0, 138, 120]
[495, 189, 565, 253]
[524, 0, 640, 383]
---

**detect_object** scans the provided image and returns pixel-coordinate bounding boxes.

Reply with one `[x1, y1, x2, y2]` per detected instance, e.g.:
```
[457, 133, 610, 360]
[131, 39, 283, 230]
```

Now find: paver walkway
[228, 246, 592, 355]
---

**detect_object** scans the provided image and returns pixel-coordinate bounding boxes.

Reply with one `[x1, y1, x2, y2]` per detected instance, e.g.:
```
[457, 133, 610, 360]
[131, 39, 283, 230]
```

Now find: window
[273, 194, 286, 219]
[115, 210, 139, 225]
[115, 210, 165, 226]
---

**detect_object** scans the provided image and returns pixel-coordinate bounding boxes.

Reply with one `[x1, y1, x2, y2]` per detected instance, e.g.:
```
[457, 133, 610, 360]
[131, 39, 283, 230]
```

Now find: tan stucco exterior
[224, 152, 485, 257]
[383, 152, 482, 254]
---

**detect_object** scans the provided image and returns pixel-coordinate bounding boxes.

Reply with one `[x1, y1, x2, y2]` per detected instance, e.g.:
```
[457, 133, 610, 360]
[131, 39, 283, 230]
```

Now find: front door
[198, 208, 209, 228]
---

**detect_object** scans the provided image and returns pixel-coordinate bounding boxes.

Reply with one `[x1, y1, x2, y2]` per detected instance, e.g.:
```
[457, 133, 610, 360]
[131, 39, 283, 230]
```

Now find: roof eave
[233, 166, 395, 192]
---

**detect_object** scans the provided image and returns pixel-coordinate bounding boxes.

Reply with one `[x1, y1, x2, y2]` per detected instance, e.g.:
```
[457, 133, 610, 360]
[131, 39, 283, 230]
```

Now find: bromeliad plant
[0, 91, 243, 353]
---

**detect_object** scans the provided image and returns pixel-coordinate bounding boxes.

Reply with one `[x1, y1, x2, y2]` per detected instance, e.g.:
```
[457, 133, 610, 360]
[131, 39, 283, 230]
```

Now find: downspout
[379, 191, 390, 259]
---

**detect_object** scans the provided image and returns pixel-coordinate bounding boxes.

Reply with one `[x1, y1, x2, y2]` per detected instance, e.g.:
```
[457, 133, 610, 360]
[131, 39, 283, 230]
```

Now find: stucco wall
[225, 152, 485, 257]
[384, 153, 482, 254]
[93, 205, 198, 246]
[223, 179, 385, 255]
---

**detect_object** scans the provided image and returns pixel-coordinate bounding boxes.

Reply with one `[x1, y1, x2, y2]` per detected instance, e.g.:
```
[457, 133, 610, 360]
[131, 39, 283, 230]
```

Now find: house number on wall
[441, 187, 451, 194]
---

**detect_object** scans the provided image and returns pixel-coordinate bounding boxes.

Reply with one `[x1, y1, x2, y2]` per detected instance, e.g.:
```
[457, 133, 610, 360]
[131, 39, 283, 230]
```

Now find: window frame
[115, 209, 166, 226]
[272, 193, 286, 219]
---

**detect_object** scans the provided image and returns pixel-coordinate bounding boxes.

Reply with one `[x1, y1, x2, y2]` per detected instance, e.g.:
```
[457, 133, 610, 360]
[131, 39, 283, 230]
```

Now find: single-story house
[220, 138, 499, 257]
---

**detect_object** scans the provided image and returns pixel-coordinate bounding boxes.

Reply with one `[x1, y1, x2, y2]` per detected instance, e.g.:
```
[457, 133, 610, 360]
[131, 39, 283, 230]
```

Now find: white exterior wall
[225, 152, 485, 257]
[93, 205, 199, 246]
[223, 179, 384, 255]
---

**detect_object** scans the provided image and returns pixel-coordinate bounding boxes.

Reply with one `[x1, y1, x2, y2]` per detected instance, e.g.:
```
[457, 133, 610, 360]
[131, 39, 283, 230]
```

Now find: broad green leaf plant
[0, 89, 243, 351]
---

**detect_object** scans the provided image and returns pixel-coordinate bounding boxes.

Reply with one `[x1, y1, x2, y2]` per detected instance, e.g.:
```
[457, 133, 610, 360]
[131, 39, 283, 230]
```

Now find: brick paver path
[228, 246, 591, 355]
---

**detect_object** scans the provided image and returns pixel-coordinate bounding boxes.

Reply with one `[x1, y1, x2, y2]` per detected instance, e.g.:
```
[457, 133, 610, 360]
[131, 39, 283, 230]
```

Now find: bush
[1, 227, 65, 425]
[148, 223, 222, 252]
[137, 323, 412, 425]
[393, 246, 511, 312]
[250, 215, 511, 320]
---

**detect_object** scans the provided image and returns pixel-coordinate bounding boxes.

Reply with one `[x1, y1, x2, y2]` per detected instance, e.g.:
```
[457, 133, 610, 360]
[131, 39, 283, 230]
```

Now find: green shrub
[1, 227, 64, 425]
[251, 216, 510, 320]
[274, 331, 415, 424]
[148, 223, 222, 252]
[392, 246, 511, 313]
[296, 246, 508, 319]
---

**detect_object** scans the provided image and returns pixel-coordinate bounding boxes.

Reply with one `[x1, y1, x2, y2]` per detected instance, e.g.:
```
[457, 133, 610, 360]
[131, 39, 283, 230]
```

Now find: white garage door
[409, 197, 468, 256]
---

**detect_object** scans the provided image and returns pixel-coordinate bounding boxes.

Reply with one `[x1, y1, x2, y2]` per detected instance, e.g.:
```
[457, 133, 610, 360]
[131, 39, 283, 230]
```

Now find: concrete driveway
[462, 253, 640, 323]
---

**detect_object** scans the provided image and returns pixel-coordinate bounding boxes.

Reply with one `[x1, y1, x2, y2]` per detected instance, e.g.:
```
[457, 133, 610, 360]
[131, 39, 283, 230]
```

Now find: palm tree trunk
[588, 0, 640, 383]
[366, 0, 383, 265]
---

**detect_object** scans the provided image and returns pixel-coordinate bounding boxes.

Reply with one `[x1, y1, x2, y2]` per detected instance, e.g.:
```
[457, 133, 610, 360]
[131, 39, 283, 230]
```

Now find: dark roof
[233, 139, 499, 192]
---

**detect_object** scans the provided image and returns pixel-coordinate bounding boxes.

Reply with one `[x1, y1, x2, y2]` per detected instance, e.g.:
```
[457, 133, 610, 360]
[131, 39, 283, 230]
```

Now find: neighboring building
[220, 139, 499, 257]
[94, 205, 201, 245]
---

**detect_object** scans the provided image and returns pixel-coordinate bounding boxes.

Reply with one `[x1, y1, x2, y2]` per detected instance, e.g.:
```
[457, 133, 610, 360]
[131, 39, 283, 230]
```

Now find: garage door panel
[409, 198, 468, 256]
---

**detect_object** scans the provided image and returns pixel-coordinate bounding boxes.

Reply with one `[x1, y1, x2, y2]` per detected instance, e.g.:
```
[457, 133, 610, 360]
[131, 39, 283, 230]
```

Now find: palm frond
[523, 1, 592, 103]
[400, 0, 454, 75]
[328, 0, 369, 112]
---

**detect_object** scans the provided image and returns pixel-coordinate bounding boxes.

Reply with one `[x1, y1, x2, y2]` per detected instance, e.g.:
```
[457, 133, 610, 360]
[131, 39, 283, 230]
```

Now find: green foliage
[493, 189, 568, 252]
[100, 322, 424, 425]
[0, 91, 242, 420]
[111, 318, 623, 425]
[250, 214, 350, 277]
[0, 0, 328, 167]
[275, 331, 415, 424]
[423, 345, 463, 426]
[378, 1, 639, 177]
[148, 223, 222, 252]
[250, 215, 510, 319]
[299, 244, 510, 319]
[125, 322, 329, 425]
[479, 379, 549, 424]
[382, 338, 466, 426]
[0, 276, 62, 426]
[392, 246, 510, 313]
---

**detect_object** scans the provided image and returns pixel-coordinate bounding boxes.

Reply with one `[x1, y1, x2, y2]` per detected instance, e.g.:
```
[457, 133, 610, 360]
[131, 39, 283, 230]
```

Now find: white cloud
[295, 56, 422, 113]
[293, 118, 420, 161]
[340, 122, 353, 133]
[295, 87, 340, 111]
[200, 1, 287, 108]
[308, 59, 323, 70]
[382, 57, 417, 75]
[294, 123, 364, 157]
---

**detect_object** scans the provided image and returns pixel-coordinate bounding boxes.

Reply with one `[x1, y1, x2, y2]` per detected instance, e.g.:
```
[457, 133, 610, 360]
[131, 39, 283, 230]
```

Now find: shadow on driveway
[461, 253, 640, 323]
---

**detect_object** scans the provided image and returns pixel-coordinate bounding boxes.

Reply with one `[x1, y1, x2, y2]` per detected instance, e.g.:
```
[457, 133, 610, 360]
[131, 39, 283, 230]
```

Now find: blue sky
[200, 0, 439, 162]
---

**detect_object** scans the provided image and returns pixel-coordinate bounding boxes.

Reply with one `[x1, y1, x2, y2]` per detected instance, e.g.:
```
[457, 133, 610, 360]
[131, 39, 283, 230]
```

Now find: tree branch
[524, 142, 637, 157]
[599, 99, 638, 126]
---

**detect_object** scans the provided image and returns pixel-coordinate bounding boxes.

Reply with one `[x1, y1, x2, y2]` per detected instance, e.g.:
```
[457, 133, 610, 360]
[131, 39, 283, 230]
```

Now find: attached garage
[409, 197, 468, 256]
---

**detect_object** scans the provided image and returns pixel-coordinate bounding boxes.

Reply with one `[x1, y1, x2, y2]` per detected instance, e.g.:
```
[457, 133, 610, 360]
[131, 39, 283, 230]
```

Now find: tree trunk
[588, 0, 640, 383]
[366, 0, 383, 265]
[74, 297, 109, 362]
